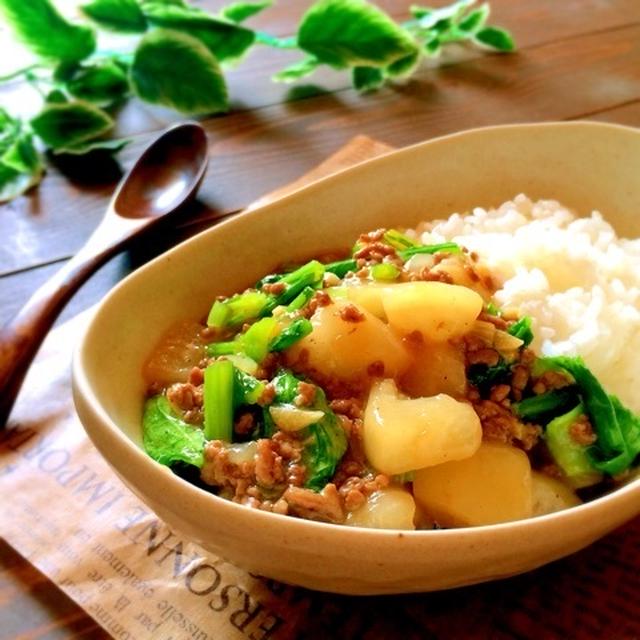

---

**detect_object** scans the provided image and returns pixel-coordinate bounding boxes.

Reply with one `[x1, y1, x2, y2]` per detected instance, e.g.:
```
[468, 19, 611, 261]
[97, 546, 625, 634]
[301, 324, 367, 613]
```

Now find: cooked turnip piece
[143, 321, 205, 386]
[269, 405, 325, 432]
[413, 441, 533, 527]
[531, 471, 581, 516]
[382, 281, 483, 341]
[345, 282, 390, 319]
[401, 340, 467, 398]
[363, 379, 481, 475]
[286, 299, 410, 381]
[346, 487, 416, 529]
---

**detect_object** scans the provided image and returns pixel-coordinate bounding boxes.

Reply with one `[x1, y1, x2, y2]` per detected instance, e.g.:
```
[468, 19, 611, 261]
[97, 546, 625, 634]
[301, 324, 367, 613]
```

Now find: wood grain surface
[1, 0, 640, 637]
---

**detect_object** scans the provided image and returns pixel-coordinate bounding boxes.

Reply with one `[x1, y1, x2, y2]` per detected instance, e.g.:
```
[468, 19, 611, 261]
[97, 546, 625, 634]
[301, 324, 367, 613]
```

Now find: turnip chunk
[382, 281, 483, 342]
[143, 321, 205, 386]
[363, 379, 481, 475]
[286, 299, 410, 381]
[344, 282, 390, 319]
[413, 442, 533, 527]
[346, 488, 416, 530]
[531, 471, 581, 516]
[401, 340, 467, 398]
[269, 406, 325, 432]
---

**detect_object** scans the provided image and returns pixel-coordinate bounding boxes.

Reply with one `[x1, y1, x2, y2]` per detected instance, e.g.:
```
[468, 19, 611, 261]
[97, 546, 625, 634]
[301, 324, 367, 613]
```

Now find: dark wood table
[2, 1, 640, 637]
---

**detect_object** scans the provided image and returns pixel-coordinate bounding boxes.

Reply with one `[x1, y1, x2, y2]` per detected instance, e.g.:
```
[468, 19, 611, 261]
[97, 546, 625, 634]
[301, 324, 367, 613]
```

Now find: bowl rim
[73, 119, 640, 541]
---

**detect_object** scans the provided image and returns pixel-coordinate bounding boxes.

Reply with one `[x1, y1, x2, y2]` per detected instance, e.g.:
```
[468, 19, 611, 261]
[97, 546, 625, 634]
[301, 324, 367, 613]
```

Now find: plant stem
[0, 63, 47, 84]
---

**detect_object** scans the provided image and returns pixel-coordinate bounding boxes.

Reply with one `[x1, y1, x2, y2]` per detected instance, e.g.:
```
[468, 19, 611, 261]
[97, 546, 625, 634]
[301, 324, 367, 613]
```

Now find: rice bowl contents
[141, 196, 640, 529]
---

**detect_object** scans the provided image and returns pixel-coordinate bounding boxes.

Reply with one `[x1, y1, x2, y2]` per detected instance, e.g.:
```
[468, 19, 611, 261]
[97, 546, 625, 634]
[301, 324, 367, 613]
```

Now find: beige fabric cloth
[2, 136, 639, 640]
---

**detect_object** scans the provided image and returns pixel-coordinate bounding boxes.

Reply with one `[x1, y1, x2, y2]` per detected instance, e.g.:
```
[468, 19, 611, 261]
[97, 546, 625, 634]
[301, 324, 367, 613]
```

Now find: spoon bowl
[113, 123, 208, 219]
[0, 122, 209, 427]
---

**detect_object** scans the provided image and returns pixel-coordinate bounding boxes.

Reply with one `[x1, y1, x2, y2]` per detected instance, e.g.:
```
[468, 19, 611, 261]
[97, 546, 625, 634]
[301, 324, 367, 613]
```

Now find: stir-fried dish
[142, 227, 640, 529]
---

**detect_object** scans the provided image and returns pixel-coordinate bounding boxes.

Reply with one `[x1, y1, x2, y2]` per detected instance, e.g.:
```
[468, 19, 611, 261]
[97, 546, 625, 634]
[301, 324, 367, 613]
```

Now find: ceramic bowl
[73, 122, 640, 595]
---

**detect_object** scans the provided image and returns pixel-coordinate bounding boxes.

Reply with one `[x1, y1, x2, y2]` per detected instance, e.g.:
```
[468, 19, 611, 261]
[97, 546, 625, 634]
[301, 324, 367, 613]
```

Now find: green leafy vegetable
[207, 291, 269, 328]
[52, 137, 130, 156]
[221, 0, 272, 23]
[458, 3, 490, 32]
[272, 57, 320, 83]
[302, 387, 347, 490]
[131, 29, 229, 115]
[325, 258, 357, 278]
[142, 3, 255, 63]
[513, 387, 579, 423]
[270, 318, 313, 351]
[203, 359, 235, 440]
[143, 395, 206, 467]
[507, 315, 533, 347]
[398, 241, 462, 259]
[264, 260, 325, 312]
[286, 286, 316, 312]
[474, 25, 515, 51]
[81, 0, 147, 33]
[540, 356, 640, 475]
[0, 0, 515, 202]
[371, 262, 400, 281]
[0, 110, 44, 201]
[269, 370, 348, 489]
[467, 360, 512, 392]
[0, 0, 96, 63]
[30, 101, 113, 150]
[233, 368, 265, 405]
[545, 404, 602, 488]
[383, 229, 417, 250]
[65, 60, 130, 107]
[485, 301, 501, 316]
[297, 0, 419, 69]
[352, 66, 385, 92]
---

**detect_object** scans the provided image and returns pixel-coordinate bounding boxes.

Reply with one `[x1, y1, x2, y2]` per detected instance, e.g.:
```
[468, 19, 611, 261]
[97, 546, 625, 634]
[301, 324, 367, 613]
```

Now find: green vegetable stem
[544, 404, 602, 489]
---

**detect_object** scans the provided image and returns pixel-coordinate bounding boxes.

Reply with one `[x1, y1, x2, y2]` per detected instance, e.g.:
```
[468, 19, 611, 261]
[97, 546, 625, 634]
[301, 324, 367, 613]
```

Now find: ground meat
[294, 381, 316, 407]
[569, 416, 597, 446]
[201, 441, 255, 501]
[358, 228, 386, 243]
[330, 397, 363, 420]
[302, 290, 332, 318]
[353, 241, 398, 264]
[167, 382, 203, 412]
[234, 412, 255, 436]
[339, 303, 366, 323]
[255, 439, 285, 488]
[262, 281, 286, 295]
[367, 360, 385, 377]
[467, 348, 501, 367]
[531, 370, 573, 395]
[473, 399, 542, 450]
[200, 432, 305, 507]
[489, 384, 511, 403]
[257, 382, 276, 406]
[188, 366, 204, 386]
[283, 484, 345, 523]
[421, 269, 454, 285]
[338, 473, 390, 512]
[477, 311, 508, 331]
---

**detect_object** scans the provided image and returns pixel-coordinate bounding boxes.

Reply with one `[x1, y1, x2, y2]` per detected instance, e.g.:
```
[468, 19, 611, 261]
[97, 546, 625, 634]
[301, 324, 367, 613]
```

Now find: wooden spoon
[0, 122, 209, 427]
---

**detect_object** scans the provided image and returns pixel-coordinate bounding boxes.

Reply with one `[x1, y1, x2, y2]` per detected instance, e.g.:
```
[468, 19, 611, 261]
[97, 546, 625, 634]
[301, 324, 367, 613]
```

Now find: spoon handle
[0, 216, 143, 427]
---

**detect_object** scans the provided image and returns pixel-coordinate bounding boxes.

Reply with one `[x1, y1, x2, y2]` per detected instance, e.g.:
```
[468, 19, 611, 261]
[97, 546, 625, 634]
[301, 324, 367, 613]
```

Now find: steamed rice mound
[419, 194, 640, 412]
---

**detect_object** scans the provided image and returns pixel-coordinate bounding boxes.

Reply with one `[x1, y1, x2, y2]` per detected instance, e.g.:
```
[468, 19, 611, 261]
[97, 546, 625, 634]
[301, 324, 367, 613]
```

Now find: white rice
[420, 194, 640, 411]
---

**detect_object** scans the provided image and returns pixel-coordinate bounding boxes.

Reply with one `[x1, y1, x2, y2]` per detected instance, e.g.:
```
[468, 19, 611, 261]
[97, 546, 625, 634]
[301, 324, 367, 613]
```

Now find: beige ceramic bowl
[73, 122, 640, 595]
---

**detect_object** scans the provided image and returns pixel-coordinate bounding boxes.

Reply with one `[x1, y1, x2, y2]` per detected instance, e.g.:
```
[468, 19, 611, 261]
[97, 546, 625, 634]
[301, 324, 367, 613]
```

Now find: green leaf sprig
[0, 0, 514, 202]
